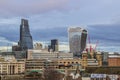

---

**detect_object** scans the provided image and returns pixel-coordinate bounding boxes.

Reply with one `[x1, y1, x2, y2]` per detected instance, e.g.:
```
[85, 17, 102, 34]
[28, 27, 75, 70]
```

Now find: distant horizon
[0, 40, 119, 53]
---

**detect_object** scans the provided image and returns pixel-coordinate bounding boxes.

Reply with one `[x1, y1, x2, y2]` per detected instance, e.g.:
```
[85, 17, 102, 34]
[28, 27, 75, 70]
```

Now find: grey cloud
[87, 24, 120, 46]
[0, 24, 19, 41]
[0, 0, 71, 17]
[0, 36, 16, 46]
[32, 27, 68, 41]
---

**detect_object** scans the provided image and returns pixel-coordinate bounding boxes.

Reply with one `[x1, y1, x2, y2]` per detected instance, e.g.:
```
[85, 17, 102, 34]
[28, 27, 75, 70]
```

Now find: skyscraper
[68, 27, 87, 56]
[19, 19, 33, 50]
[51, 39, 59, 52]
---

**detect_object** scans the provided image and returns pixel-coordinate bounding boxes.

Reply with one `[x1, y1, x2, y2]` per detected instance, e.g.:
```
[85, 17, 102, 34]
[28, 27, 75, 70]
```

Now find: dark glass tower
[19, 19, 33, 50]
[81, 29, 87, 53]
[51, 39, 59, 52]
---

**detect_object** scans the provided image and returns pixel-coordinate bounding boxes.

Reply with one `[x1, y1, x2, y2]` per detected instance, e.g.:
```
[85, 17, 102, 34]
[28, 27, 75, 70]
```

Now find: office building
[0, 51, 27, 59]
[12, 45, 21, 51]
[68, 27, 87, 56]
[102, 52, 109, 66]
[25, 59, 58, 72]
[19, 19, 33, 50]
[51, 39, 59, 52]
[0, 56, 25, 75]
[27, 49, 73, 59]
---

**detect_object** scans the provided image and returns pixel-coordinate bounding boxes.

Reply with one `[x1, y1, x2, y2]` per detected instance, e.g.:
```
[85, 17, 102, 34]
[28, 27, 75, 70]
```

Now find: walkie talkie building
[19, 19, 33, 50]
[68, 27, 87, 56]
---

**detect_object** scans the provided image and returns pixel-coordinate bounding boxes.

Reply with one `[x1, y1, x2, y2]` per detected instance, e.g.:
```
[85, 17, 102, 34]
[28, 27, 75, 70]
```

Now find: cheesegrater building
[19, 19, 33, 50]
[68, 27, 87, 57]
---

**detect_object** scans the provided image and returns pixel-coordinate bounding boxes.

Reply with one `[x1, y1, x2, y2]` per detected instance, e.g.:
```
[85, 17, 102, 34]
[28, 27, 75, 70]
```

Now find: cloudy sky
[0, 0, 120, 52]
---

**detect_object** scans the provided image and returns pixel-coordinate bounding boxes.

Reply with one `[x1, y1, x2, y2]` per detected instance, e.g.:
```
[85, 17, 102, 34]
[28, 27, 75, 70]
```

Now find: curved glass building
[68, 27, 87, 57]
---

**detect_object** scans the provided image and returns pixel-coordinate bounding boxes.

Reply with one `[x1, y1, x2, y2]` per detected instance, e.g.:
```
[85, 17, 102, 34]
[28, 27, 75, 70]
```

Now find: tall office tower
[68, 27, 87, 56]
[51, 39, 59, 52]
[19, 19, 33, 50]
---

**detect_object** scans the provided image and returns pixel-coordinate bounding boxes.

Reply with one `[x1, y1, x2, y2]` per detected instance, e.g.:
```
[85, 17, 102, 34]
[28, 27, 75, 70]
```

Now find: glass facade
[19, 19, 33, 50]
[68, 27, 87, 56]
[51, 39, 59, 52]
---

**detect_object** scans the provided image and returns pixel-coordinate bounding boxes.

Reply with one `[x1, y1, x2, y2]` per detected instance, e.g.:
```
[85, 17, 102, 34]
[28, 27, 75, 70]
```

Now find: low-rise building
[0, 55, 25, 75]
[0, 51, 27, 59]
[25, 59, 58, 72]
[25, 57, 101, 73]
[27, 49, 73, 59]
[108, 55, 120, 67]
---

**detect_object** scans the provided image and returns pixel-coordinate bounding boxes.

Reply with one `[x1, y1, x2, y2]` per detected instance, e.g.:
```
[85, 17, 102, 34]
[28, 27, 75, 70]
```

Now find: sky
[0, 0, 120, 52]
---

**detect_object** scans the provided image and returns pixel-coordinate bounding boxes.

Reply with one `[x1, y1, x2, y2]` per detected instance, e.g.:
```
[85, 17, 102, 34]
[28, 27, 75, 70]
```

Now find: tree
[43, 68, 64, 80]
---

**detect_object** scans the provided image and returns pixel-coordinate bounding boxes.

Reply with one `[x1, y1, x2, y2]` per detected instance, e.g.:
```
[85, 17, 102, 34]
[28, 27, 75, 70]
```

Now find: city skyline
[0, 0, 120, 52]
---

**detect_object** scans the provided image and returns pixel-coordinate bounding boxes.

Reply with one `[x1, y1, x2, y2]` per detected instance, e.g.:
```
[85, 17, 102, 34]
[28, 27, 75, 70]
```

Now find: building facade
[27, 50, 73, 59]
[108, 55, 120, 67]
[0, 56, 25, 75]
[19, 19, 33, 50]
[0, 62, 25, 75]
[102, 52, 109, 66]
[68, 27, 87, 57]
[48, 39, 59, 52]
[25, 59, 58, 72]
[25, 57, 101, 73]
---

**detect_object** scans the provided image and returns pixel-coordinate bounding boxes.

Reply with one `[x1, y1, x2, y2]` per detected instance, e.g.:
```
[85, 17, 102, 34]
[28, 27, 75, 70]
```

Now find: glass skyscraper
[51, 39, 59, 52]
[68, 27, 87, 56]
[19, 19, 33, 50]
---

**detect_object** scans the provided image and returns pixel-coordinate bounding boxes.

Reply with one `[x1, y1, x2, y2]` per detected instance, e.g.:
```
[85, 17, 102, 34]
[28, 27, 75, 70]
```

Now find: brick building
[108, 55, 120, 66]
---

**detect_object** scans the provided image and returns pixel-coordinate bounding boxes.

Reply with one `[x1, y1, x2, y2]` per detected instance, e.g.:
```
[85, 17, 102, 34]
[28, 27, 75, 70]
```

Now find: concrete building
[0, 51, 27, 59]
[12, 45, 21, 51]
[26, 50, 101, 69]
[25, 58, 83, 74]
[24, 55, 102, 79]
[19, 19, 33, 50]
[68, 27, 87, 57]
[0, 56, 25, 75]
[25, 59, 58, 72]
[25, 57, 101, 72]
[27, 49, 73, 59]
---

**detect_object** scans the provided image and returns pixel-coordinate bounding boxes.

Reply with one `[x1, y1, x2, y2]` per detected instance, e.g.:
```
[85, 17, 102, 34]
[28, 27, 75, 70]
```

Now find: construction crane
[87, 35, 92, 53]
[86, 34, 99, 59]
[88, 35, 99, 52]
[94, 40, 99, 51]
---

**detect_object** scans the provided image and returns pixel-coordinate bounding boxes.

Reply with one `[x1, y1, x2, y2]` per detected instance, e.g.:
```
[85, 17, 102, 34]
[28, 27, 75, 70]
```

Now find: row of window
[59, 61, 81, 64]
